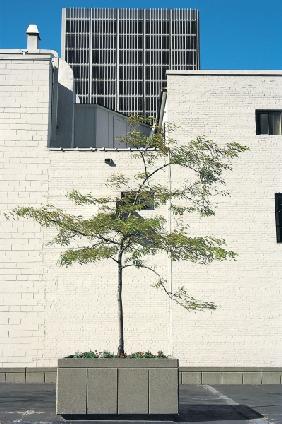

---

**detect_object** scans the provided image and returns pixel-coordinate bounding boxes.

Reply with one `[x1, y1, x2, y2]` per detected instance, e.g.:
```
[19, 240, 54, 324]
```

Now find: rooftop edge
[0, 49, 57, 58]
[166, 70, 282, 76]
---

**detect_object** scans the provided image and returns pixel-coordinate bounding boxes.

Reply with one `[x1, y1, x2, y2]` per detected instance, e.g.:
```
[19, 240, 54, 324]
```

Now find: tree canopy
[7, 121, 248, 316]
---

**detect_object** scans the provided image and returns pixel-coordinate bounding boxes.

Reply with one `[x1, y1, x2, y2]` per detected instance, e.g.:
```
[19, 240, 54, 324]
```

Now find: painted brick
[166, 71, 282, 367]
[0, 54, 281, 370]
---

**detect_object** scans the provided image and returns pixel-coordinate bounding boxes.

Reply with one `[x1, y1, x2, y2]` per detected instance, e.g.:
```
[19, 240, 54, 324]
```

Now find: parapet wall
[0, 367, 281, 384]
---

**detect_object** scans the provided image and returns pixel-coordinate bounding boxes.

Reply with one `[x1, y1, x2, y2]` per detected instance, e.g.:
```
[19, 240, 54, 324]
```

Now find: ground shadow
[61, 414, 177, 422]
[177, 404, 264, 422]
[61, 405, 263, 422]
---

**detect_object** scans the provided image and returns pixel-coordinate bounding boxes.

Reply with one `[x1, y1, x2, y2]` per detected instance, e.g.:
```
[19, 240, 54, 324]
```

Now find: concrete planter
[56, 358, 179, 416]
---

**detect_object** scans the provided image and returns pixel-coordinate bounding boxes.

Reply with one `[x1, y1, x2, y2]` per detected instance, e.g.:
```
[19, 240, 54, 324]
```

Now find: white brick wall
[167, 70, 282, 366]
[0, 53, 170, 366]
[1, 56, 281, 367]
[0, 55, 51, 366]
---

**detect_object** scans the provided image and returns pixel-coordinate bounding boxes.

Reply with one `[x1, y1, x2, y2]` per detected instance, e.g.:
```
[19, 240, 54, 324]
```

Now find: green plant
[66, 350, 168, 359]
[6, 120, 248, 357]
[67, 350, 114, 359]
[129, 350, 167, 359]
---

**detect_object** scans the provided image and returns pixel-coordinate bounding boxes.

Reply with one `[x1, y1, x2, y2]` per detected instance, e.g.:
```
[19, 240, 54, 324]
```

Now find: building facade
[0, 33, 282, 382]
[62, 8, 200, 117]
[165, 70, 282, 371]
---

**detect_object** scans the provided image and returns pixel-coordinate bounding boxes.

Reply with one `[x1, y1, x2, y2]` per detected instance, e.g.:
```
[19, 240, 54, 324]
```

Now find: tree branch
[128, 263, 216, 311]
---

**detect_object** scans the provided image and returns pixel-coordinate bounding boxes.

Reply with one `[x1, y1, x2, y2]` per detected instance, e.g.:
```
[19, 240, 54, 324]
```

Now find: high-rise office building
[62, 8, 200, 117]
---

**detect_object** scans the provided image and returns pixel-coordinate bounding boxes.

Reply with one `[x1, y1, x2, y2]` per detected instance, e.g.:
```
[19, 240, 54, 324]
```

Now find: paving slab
[0, 384, 281, 423]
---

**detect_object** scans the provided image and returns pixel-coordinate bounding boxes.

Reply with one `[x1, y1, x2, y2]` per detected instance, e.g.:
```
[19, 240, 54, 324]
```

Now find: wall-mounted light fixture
[104, 158, 116, 167]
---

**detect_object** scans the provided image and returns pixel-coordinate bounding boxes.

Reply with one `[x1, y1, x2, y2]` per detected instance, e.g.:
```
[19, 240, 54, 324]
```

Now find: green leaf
[60, 245, 118, 267]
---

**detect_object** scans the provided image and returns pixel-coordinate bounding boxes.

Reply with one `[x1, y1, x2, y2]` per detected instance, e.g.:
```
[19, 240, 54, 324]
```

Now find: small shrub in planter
[8, 119, 247, 415]
[66, 349, 168, 359]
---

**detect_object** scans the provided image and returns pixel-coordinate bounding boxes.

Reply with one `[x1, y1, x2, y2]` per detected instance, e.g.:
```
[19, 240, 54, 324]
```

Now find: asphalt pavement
[0, 384, 281, 424]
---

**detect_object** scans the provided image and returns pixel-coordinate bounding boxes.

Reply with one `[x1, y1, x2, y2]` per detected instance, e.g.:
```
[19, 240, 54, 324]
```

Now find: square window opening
[256, 110, 282, 135]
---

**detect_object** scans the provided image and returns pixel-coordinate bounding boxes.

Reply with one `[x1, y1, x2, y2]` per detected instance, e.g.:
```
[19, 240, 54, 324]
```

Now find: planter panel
[118, 368, 148, 414]
[56, 358, 179, 416]
[56, 368, 87, 414]
[87, 368, 117, 414]
[149, 368, 178, 414]
[58, 358, 178, 368]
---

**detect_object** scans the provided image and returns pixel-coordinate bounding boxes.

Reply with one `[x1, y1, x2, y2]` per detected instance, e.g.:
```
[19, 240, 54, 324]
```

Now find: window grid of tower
[62, 8, 199, 117]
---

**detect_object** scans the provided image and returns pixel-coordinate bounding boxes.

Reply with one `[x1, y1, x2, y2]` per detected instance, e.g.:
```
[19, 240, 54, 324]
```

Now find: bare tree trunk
[117, 259, 125, 357]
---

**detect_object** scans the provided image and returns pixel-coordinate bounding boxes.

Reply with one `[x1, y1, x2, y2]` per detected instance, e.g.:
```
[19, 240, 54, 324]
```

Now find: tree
[6, 120, 248, 357]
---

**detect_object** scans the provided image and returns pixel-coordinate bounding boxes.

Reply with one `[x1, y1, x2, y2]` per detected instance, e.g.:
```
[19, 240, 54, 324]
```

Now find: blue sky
[1, 0, 282, 70]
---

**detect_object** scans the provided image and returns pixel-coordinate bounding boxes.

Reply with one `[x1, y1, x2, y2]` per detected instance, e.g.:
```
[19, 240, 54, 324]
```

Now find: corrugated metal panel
[73, 104, 151, 148]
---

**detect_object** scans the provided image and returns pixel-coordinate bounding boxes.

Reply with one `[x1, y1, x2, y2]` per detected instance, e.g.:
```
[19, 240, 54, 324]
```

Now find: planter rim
[58, 358, 179, 368]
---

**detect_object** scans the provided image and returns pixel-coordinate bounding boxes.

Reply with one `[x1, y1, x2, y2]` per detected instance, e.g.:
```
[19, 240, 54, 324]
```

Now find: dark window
[96, 97, 106, 107]
[185, 51, 194, 65]
[119, 97, 125, 111]
[256, 110, 282, 135]
[162, 21, 170, 34]
[138, 21, 143, 33]
[275, 193, 282, 242]
[162, 65, 169, 79]
[137, 66, 143, 79]
[92, 80, 105, 95]
[190, 21, 197, 35]
[137, 50, 143, 64]
[145, 22, 151, 33]
[162, 36, 169, 50]
[66, 34, 75, 48]
[186, 36, 196, 50]
[65, 20, 71, 32]
[162, 51, 169, 66]
[138, 98, 144, 112]
[137, 35, 143, 49]
[145, 97, 151, 110]
[145, 67, 151, 79]
[71, 65, 81, 79]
